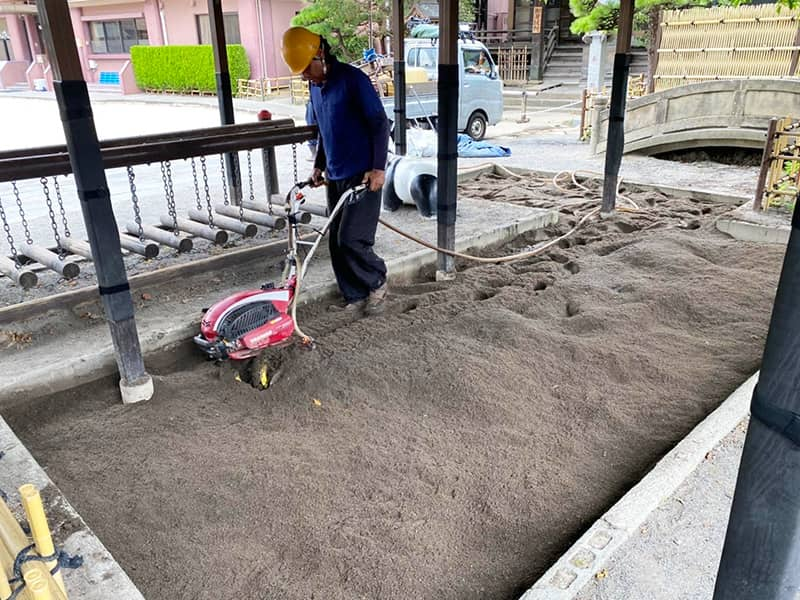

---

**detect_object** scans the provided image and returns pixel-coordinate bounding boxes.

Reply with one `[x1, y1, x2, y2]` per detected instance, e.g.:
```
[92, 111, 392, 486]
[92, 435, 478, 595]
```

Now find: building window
[89, 18, 148, 54]
[196, 13, 241, 45]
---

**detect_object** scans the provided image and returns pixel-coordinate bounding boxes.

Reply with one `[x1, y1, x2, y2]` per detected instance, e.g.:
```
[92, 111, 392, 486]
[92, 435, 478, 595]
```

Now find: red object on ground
[258, 109, 272, 121]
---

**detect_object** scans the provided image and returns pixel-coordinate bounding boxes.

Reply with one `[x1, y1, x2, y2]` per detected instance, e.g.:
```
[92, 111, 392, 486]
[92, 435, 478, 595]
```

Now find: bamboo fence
[654, 4, 800, 92]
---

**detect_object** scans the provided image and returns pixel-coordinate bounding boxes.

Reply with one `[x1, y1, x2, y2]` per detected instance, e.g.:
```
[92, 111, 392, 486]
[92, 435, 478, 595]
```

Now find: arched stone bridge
[592, 79, 800, 155]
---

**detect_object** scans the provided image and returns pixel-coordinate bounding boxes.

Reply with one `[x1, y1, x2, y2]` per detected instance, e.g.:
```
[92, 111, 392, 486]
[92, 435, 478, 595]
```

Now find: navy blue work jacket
[310, 59, 390, 181]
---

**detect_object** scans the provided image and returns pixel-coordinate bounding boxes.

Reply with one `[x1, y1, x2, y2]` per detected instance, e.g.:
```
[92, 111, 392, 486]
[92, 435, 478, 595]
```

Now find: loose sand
[5, 174, 787, 599]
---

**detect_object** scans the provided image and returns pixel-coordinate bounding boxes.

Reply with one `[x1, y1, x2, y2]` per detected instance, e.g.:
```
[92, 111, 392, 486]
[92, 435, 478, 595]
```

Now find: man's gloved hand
[310, 168, 325, 187]
[363, 169, 385, 192]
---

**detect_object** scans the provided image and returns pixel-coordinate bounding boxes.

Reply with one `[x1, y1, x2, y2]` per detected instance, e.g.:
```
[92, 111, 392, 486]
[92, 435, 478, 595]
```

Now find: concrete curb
[715, 203, 791, 244]
[0, 417, 145, 599]
[0, 210, 556, 406]
[519, 372, 758, 600]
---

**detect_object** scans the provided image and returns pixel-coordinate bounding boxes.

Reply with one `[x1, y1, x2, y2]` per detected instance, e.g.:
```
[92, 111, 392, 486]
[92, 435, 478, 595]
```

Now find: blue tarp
[457, 133, 511, 157]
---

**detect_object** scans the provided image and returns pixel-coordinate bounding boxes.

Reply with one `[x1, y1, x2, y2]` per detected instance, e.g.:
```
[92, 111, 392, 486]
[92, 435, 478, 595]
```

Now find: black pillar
[208, 0, 241, 202]
[713, 202, 800, 599]
[600, 0, 634, 213]
[392, 0, 406, 156]
[36, 0, 152, 402]
[436, 0, 458, 277]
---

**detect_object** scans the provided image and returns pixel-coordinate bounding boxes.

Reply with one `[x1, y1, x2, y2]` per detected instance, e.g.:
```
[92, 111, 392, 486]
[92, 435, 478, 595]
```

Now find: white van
[381, 36, 504, 141]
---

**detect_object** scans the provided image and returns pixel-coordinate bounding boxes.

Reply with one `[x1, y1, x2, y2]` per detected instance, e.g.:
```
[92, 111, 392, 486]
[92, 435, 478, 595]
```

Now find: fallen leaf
[313, 398, 322, 407]
[595, 569, 608, 580]
[141, 293, 152, 301]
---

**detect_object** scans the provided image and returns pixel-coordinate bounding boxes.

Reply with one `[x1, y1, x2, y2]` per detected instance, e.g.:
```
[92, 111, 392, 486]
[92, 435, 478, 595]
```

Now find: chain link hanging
[41, 177, 64, 255]
[12, 182, 33, 245]
[200, 156, 215, 228]
[219, 154, 229, 206]
[246, 150, 256, 205]
[0, 194, 20, 267]
[52, 176, 71, 238]
[160, 160, 179, 236]
[231, 153, 244, 221]
[127, 166, 144, 242]
[292, 143, 298, 185]
[190, 157, 203, 211]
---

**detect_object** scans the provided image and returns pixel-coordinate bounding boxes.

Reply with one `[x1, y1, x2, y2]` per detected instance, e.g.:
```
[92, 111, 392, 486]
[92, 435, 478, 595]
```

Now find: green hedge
[130, 45, 250, 95]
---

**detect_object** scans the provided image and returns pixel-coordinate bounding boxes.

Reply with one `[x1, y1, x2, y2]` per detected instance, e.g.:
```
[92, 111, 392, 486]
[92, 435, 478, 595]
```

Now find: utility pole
[436, 0, 458, 280]
[208, 0, 241, 202]
[600, 0, 634, 213]
[36, 0, 153, 404]
[713, 202, 800, 599]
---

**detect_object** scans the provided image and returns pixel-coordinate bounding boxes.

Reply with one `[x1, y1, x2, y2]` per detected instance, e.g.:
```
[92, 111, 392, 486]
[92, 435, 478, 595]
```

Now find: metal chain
[41, 177, 63, 254]
[246, 150, 255, 204]
[0, 194, 20, 266]
[190, 157, 202, 211]
[292, 143, 298, 184]
[12, 182, 32, 244]
[127, 166, 144, 242]
[53, 176, 70, 238]
[161, 160, 179, 235]
[200, 156, 215, 228]
[233, 153, 244, 221]
[219, 154, 229, 206]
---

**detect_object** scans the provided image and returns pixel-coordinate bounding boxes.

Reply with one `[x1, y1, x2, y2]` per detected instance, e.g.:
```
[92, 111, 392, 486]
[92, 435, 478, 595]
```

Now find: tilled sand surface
[5, 174, 787, 599]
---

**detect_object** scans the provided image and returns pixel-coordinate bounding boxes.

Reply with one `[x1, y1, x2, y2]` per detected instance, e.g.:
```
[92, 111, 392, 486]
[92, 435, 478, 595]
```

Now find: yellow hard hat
[281, 27, 321, 74]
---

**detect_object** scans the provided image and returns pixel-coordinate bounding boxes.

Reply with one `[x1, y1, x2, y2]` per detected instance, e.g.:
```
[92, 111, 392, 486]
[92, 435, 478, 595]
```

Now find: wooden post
[214, 204, 286, 229]
[36, 0, 153, 403]
[0, 256, 37, 289]
[528, 0, 545, 81]
[713, 195, 800, 598]
[754, 118, 778, 211]
[19, 244, 79, 279]
[158, 215, 229, 244]
[436, 0, 458, 279]
[208, 0, 241, 203]
[119, 235, 160, 259]
[392, 0, 407, 155]
[187, 209, 258, 237]
[125, 223, 193, 252]
[600, 0, 634, 214]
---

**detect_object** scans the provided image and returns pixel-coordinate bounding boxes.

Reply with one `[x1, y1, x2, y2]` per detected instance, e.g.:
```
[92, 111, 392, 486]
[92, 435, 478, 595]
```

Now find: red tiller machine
[193, 179, 362, 387]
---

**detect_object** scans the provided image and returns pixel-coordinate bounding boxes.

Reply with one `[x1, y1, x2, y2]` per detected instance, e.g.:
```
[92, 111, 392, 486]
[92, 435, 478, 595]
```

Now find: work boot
[328, 299, 366, 314]
[365, 281, 388, 316]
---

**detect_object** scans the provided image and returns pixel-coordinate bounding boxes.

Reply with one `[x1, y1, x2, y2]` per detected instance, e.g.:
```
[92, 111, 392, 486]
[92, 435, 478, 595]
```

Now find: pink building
[0, 0, 303, 92]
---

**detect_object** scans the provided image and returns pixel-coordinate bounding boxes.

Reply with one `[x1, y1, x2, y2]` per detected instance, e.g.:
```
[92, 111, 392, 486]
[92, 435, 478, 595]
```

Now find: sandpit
[4, 173, 786, 599]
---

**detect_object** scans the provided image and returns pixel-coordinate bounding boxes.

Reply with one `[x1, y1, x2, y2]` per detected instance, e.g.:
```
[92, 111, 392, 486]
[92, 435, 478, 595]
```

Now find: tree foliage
[292, 0, 475, 62]
[569, 0, 746, 37]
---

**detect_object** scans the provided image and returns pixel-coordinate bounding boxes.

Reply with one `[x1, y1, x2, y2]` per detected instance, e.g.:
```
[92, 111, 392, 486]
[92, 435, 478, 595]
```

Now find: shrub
[130, 45, 250, 95]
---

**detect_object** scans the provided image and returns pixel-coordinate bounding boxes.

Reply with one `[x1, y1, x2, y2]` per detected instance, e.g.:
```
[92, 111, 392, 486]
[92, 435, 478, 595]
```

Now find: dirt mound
[5, 177, 785, 599]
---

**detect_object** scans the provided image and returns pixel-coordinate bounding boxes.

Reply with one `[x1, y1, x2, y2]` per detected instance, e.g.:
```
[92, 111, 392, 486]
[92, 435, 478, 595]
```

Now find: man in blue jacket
[282, 27, 390, 316]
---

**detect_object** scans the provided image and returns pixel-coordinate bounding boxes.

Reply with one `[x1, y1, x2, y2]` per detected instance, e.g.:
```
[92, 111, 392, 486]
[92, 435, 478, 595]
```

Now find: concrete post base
[120, 373, 154, 404]
[435, 270, 457, 282]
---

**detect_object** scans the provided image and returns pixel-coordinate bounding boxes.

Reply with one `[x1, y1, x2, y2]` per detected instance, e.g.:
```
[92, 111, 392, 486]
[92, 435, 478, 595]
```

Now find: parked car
[380, 36, 503, 141]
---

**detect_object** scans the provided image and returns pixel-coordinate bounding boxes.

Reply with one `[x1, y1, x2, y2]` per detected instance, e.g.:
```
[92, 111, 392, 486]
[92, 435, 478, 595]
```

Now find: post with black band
[392, 0, 406, 156]
[713, 198, 800, 598]
[436, 0, 459, 279]
[208, 0, 242, 203]
[36, 0, 153, 403]
[600, 0, 634, 214]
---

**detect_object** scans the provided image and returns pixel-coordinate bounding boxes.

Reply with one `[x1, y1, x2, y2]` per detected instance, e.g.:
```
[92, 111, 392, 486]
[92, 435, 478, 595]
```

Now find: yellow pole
[0, 559, 12, 598]
[22, 568, 52, 600]
[18, 485, 65, 595]
[0, 498, 67, 600]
